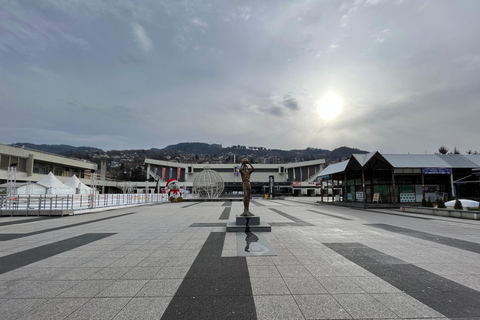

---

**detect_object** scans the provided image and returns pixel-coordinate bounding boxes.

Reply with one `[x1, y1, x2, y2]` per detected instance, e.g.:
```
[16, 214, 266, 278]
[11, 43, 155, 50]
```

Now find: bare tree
[453, 147, 461, 154]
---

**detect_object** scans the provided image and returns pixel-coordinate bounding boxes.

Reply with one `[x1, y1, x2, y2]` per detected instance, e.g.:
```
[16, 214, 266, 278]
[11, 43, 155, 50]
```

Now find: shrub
[422, 197, 427, 207]
[454, 198, 463, 210]
[437, 198, 446, 208]
[426, 198, 434, 207]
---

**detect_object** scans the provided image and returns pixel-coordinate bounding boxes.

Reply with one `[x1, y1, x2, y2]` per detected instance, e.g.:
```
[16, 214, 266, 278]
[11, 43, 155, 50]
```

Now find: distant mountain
[10, 142, 368, 163]
[10, 143, 104, 154]
[329, 146, 369, 160]
[157, 142, 222, 154]
[155, 143, 368, 162]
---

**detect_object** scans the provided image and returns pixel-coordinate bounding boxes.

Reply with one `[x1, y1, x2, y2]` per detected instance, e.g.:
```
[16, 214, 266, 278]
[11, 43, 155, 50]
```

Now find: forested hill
[10, 142, 369, 163]
[11, 143, 103, 154]
[155, 142, 367, 161]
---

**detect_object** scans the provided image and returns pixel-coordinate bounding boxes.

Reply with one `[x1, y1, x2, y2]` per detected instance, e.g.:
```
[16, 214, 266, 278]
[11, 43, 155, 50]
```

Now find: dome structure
[193, 167, 224, 198]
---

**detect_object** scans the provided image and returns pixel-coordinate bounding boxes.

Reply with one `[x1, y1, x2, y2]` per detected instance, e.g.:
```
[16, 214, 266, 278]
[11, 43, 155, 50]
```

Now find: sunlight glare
[317, 92, 343, 120]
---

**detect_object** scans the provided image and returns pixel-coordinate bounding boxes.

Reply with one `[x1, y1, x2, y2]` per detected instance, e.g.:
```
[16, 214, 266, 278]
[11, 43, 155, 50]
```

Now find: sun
[317, 92, 343, 120]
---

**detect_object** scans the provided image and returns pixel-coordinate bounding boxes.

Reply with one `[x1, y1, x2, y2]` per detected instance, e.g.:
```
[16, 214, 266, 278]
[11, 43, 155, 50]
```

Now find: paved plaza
[1, 197, 480, 319]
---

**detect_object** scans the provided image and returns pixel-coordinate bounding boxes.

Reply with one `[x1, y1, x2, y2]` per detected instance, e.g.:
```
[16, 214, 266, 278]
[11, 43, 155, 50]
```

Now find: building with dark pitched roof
[318, 152, 480, 204]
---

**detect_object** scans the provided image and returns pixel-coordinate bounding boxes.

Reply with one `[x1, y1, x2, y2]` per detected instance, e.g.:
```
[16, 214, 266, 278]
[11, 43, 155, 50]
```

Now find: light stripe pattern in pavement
[324, 242, 480, 318]
[269, 208, 315, 226]
[0, 211, 135, 241]
[368, 223, 480, 254]
[307, 209, 353, 220]
[250, 200, 265, 207]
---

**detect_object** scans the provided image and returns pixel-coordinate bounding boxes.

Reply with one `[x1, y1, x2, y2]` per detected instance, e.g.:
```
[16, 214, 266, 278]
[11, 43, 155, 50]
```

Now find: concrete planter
[401, 206, 480, 220]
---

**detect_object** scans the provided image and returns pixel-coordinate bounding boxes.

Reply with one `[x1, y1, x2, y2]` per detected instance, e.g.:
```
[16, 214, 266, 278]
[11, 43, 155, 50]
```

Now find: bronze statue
[239, 158, 255, 216]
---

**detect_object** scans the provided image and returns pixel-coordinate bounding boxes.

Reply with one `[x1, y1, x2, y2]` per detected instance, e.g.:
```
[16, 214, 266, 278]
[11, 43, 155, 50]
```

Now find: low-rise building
[145, 158, 326, 196]
[0, 144, 97, 186]
[318, 152, 480, 203]
[1, 144, 327, 197]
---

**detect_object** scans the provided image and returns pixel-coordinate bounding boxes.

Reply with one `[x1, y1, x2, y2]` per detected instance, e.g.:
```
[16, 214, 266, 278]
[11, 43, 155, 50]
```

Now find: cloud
[0, 2, 89, 55]
[455, 55, 480, 69]
[130, 22, 153, 53]
[329, 43, 340, 49]
[191, 16, 208, 28]
[223, 5, 253, 22]
[365, 0, 385, 6]
[372, 29, 391, 43]
[237, 6, 253, 21]
[0, 126, 132, 150]
[1, 1, 480, 154]
[267, 93, 301, 117]
[44, 0, 154, 23]
[270, 106, 285, 117]
[237, 91, 301, 118]
[282, 94, 300, 111]
[338, 3, 358, 28]
[118, 52, 144, 64]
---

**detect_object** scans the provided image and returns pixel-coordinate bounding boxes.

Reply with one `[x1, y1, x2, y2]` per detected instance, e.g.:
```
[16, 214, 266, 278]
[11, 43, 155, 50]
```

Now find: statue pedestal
[226, 215, 271, 232]
[236, 216, 260, 225]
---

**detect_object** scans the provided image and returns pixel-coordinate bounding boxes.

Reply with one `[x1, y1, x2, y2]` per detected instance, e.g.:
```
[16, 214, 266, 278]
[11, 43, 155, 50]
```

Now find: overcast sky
[1, 0, 479, 154]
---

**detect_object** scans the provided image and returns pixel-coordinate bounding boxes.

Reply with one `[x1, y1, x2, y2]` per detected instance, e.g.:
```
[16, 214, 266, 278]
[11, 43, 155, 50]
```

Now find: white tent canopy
[64, 174, 91, 195]
[37, 172, 74, 195]
[0, 182, 47, 195]
[16, 183, 48, 195]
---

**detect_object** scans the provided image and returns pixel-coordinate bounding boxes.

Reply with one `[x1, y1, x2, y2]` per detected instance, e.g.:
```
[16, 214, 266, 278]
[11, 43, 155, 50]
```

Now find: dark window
[0, 154, 8, 170]
[18, 158, 27, 172]
[54, 166, 64, 176]
[10, 157, 18, 167]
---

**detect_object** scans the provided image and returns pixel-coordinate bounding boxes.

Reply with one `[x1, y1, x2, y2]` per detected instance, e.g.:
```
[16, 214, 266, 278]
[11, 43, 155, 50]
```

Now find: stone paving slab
[1, 197, 480, 319]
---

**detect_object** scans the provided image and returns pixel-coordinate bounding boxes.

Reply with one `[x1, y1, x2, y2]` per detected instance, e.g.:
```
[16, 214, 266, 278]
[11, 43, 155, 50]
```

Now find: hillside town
[11, 143, 364, 182]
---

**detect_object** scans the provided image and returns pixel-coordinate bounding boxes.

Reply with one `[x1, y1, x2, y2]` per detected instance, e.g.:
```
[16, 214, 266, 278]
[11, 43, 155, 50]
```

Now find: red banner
[162, 167, 166, 180]
[177, 167, 181, 180]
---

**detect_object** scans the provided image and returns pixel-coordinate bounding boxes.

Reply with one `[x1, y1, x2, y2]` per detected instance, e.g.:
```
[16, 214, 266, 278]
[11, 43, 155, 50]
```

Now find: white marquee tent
[64, 174, 91, 195]
[37, 172, 74, 195]
[0, 182, 47, 195]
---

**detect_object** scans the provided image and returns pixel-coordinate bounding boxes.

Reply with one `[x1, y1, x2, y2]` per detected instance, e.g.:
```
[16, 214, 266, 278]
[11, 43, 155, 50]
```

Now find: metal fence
[0, 193, 195, 216]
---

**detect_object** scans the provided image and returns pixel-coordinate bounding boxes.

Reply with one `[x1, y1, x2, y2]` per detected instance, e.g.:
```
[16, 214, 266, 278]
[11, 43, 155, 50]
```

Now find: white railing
[0, 193, 195, 215]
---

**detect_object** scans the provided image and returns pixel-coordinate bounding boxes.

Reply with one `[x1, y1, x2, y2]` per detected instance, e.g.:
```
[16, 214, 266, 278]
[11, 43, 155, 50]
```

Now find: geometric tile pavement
[1, 196, 480, 319]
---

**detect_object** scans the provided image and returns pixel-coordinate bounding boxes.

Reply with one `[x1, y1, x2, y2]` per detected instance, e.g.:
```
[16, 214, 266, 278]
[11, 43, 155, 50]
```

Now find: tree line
[437, 146, 478, 155]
